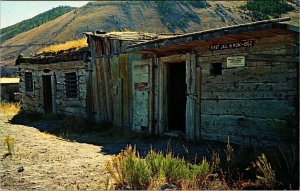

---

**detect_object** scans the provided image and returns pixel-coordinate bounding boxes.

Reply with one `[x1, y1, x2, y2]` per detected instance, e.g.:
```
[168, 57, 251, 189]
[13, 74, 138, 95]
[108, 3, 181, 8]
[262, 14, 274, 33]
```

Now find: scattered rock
[2, 152, 12, 159]
[17, 166, 24, 172]
[160, 183, 176, 190]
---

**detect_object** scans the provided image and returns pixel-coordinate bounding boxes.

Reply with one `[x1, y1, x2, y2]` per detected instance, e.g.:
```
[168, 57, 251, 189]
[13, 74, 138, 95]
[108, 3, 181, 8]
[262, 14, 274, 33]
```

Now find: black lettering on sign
[209, 40, 255, 51]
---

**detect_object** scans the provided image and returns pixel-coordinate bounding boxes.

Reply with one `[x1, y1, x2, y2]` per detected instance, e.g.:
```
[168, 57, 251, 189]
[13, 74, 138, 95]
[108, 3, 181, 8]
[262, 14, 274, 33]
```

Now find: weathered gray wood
[185, 53, 196, 140]
[201, 99, 296, 118]
[159, 54, 187, 63]
[202, 82, 294, 92]
[195, 66, 201, 140]
[131, 59, 150, 131]
[157, 58, 164, 134]
[153, 56, 160, 134]
[119, 54, 130, 127]
[202, 90, 296, 100]
[186, 32, 300, 145]
[201, 114, 294, 145]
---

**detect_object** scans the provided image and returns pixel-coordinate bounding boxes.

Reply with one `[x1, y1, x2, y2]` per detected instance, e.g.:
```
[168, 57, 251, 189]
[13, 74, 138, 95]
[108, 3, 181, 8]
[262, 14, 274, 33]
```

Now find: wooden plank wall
[87, 35, 133, 127]
[19, 61, 87, 117]
[110, 54, 130, 127]
[196, 33, 299, 145]
[130, 58, 150, 131]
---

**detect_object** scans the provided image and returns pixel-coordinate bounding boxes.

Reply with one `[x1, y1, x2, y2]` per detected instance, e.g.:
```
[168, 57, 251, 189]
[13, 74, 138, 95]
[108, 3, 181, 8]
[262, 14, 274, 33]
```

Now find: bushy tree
[242, 0, 295, 20]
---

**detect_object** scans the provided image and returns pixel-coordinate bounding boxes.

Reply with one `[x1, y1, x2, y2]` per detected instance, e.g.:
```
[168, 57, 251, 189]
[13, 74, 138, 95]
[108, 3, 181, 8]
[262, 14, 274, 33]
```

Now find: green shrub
[106, 145, 151, 189]
[121, 147, 151, 189]
[162, 153, 191, 182]
[191, 158, 210, 179]
[241, 0, 295, 20]
[145, 149, 165, 177]
[107, 143, 298, 190]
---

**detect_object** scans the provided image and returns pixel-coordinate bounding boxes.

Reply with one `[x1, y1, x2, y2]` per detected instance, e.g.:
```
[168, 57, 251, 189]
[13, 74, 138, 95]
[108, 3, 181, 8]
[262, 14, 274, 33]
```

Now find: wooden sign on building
[209, 40, 255, 51]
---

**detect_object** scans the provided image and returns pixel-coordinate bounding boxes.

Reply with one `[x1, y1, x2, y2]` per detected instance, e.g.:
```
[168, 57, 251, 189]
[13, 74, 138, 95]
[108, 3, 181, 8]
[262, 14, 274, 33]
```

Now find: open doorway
[42, 75, 52, 113]
[167, 61, 186, 133]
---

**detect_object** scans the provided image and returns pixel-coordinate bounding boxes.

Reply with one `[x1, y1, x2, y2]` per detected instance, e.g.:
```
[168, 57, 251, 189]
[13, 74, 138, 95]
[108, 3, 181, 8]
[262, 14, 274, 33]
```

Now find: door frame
[154, 53, 200, 140]
[42, 71, 56, 114]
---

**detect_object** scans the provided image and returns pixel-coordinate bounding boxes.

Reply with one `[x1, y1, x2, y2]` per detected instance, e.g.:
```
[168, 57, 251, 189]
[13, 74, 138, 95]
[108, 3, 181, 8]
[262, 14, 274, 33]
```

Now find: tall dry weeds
[38, 37, 87, 53]
[0, 102, 20, 115]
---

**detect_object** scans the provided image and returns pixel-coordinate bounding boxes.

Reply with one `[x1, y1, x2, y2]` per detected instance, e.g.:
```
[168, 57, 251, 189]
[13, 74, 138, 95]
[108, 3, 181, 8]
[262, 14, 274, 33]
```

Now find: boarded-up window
[65, 72, 78, 98]
[210, 63, 222, 76]
[25, 72, 33, 92]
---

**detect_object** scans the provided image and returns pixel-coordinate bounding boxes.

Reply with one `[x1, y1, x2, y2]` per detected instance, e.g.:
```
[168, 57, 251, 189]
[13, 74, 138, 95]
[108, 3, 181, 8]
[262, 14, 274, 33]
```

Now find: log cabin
[17, 18, 299, 146]
[16, 47, 90, 116]
[126, 17, 299, 145]
[0, 77, 19, 102]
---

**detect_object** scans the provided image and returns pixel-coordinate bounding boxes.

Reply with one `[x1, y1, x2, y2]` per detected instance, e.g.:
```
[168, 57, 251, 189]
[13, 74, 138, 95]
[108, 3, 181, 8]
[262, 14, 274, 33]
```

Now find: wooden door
[43, 75, 52, 113]
[131, 59, 150, 131]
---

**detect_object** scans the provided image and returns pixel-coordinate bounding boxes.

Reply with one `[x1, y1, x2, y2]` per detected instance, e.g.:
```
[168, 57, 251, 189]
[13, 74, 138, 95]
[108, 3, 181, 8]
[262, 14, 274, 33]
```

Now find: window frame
[64, 71, 79, 100]
[24, 71, 34, 95]
[210, 62, 223, 76]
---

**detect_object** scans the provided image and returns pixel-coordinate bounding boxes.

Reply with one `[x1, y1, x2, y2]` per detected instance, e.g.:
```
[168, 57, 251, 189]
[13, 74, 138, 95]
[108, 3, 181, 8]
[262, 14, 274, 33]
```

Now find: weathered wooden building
[16, 47, 90, 116]
[126, 17, 299, 145]
[84, 31, 172, 126]
[17, 18, 299, 146]
[0, 77, 20, 102]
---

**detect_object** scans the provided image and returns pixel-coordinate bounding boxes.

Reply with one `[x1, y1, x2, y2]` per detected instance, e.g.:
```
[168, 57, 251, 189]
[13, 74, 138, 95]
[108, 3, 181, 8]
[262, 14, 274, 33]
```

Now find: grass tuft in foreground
[106, 142, 299, 190]
[106, 145, 219, 190]
[3, 134, 15, 155]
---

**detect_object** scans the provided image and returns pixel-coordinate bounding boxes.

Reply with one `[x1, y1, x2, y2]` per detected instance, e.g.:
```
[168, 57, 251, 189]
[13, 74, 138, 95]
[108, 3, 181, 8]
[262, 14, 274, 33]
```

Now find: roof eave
[127, 17, 295, 52]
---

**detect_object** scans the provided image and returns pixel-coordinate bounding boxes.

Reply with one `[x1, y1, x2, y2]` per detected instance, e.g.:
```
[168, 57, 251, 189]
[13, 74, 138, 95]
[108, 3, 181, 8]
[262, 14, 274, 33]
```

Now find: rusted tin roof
[16, 47, 90, 65]
[127, 17, 297, 53]
[0, 78, 20, 84]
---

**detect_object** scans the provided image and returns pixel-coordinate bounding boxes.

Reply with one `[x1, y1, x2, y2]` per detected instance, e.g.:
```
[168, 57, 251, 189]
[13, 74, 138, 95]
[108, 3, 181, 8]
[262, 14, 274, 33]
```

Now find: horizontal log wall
[19, 61, 87, 117]
[197, 33, 299, 145]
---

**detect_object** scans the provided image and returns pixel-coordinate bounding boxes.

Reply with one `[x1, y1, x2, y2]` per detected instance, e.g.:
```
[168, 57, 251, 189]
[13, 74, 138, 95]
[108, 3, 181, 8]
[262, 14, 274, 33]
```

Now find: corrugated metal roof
[0, 78, 20, 84]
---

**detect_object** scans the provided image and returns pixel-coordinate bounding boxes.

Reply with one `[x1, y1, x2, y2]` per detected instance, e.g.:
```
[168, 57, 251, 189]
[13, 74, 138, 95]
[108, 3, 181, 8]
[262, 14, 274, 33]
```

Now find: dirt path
[0, 115, 111, 190]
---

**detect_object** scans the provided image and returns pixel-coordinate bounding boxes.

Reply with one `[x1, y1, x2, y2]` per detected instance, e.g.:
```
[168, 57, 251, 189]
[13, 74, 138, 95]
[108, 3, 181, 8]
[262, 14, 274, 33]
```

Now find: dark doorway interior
[167, 62, 186, 132]
[42, 75, 52, 113]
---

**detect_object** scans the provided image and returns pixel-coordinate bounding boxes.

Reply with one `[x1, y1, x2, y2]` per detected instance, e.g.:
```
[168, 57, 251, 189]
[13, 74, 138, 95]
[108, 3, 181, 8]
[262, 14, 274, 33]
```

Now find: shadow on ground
[9, 112, 227, 162]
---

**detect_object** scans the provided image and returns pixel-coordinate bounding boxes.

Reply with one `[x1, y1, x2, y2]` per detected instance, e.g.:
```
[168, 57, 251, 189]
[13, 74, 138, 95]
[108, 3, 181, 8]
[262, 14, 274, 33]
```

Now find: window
[65, 72, 78, 98]
[25, 72, 33, 92]
[210, 63, 222, 76]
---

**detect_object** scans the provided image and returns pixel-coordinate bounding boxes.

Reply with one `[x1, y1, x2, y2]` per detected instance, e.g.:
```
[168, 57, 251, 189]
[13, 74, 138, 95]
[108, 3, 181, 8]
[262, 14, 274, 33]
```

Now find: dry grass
[0, 115, 109, 190]
[38, 37, 87, 53]
[0, 102, 20, 115]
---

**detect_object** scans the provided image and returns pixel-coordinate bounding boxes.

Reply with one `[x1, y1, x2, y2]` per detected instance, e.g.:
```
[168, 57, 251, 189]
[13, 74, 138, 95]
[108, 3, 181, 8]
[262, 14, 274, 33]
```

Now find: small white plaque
[227, 56, 245, 67]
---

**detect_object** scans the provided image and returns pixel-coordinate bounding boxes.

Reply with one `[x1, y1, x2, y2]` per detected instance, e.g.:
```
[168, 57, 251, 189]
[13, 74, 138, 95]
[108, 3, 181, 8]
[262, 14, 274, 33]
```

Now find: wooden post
[51, 72, 57, 114]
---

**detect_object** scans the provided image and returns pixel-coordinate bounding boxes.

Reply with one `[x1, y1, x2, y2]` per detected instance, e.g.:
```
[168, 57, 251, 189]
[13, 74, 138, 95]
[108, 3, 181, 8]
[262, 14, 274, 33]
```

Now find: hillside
[0, 0, 298, 66]
[0, 6, 75, 43]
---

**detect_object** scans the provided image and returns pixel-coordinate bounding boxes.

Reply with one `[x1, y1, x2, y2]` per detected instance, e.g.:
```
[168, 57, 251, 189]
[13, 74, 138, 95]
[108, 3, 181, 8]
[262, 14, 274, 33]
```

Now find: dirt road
[0, 115, 111, 190]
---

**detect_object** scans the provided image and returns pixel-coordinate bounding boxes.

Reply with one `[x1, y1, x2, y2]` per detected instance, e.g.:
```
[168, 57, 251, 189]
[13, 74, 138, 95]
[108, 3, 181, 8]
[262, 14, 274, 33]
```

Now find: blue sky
[0, 1, 89, 28]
